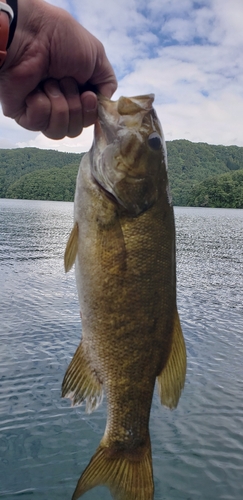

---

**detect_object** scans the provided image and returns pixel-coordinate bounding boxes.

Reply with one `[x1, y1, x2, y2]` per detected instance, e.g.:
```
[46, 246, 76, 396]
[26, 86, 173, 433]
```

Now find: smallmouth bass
[63, 94, 186, 500]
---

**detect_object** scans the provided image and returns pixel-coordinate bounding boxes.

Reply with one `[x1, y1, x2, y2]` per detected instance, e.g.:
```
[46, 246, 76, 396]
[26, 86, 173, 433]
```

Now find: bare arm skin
[0, 0, 117, 139]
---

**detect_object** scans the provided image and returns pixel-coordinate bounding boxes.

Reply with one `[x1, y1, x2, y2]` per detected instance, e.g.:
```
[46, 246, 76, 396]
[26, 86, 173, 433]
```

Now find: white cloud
[0, 137, 15, 148]
[212, 0, 243, 46]
[161, 6, 216, 44]
[0, 114, 40, 148]
[71, 0, 156, 78]
[16, 126, 94, 153]
[44, 0, 70, 10]
[0, 0, 243, 151]
[158, 92, 243, 146]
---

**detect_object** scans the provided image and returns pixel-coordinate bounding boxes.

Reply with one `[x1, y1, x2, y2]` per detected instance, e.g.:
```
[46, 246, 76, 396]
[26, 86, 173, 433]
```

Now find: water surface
[0, 199, 242, 499]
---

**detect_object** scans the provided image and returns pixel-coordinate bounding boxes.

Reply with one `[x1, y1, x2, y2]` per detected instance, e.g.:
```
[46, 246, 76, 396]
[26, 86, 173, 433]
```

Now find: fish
[62, 94, 187, 500]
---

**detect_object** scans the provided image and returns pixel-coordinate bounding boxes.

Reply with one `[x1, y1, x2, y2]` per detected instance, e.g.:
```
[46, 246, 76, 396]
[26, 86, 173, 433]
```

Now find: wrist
[1, 0, 48, 71]
[0, 0, 14, 67]
[6, 0, 18, 48]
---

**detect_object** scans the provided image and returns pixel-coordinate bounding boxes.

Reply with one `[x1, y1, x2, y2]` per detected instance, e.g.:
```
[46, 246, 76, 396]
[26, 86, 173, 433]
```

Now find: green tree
[188, 170, 243, 208]
[6, 164, 80, 202]
[1, 142, 243, 207]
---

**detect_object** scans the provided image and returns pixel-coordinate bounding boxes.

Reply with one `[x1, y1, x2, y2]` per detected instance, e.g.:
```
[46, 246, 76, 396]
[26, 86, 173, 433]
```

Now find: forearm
[2, 0, 53, 72]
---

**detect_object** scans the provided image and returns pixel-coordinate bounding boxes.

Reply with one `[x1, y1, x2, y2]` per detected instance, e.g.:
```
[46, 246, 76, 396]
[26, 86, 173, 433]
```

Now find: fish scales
[63, 94, 186, 500]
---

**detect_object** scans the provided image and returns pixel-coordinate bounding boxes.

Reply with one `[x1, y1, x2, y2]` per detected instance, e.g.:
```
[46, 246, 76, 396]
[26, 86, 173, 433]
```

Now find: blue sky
[0, 0, 243, 152]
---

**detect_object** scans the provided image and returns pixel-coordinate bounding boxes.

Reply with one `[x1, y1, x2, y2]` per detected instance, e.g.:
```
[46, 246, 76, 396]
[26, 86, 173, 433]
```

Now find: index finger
[86, 41, 117, 98]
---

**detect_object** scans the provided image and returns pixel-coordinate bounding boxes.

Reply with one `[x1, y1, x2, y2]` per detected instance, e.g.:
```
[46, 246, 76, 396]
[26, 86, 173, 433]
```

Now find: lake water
[0, 198, 242, 500]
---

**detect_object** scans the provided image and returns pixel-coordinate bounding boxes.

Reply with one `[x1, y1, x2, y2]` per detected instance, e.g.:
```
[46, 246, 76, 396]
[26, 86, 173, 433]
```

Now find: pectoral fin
[157, 309, 186, 409]
[62, 342, 103, 413]
[64, 222, 79, 273]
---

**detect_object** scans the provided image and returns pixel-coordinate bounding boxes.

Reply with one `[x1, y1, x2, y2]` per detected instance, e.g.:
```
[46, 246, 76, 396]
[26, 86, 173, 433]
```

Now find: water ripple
[0, 200, 243, 499]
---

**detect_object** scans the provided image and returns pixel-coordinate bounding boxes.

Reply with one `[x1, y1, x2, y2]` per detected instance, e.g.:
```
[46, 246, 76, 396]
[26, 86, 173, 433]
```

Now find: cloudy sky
[1, 0, 243, 152]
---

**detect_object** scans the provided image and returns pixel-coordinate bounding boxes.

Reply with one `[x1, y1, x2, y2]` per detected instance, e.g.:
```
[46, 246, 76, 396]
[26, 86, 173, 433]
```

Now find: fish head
[90, 94, 168, 216]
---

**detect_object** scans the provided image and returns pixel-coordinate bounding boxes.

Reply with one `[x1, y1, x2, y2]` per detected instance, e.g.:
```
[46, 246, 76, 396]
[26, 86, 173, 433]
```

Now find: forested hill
[166, 140, 243, 207]
[0, 140, 243, 207]
[0, 148, 82, 201]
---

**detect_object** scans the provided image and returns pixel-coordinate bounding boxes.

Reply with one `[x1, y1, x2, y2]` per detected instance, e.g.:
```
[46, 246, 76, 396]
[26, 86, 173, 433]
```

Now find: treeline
[6, 164, 80, 201]
[0, 141, 243, 207]
[188, 170, 243, 208]
[166, 140, 243, 206]
[0, 148, 81, 199]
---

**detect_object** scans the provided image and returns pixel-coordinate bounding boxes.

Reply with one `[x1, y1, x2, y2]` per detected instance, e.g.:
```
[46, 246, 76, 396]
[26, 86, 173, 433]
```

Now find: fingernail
[45, 81, 61, 97]
[83, 95, 97, 112]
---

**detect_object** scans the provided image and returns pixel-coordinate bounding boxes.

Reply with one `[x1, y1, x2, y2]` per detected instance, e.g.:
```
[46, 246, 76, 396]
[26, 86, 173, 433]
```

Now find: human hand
[0, 0, 117, 139]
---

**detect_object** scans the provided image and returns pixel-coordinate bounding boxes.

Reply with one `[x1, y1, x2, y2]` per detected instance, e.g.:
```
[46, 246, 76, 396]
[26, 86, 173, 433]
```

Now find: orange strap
[0, 7, 10, 68]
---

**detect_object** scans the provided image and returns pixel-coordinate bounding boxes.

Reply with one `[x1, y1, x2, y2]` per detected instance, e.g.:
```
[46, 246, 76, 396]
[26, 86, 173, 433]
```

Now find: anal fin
[64, 222, 79, 273]
[157, 308, 186, 409]
[62, 342, 103, 413]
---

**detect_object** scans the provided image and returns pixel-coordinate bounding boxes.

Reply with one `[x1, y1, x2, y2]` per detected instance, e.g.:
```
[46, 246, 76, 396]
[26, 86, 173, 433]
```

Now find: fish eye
[148, 132, 162, 150]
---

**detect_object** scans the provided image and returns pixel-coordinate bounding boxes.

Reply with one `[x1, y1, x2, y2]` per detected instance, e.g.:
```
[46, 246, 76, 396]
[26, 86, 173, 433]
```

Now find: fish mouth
[90, 94, 161, 216]
[98, 93, 155, 115]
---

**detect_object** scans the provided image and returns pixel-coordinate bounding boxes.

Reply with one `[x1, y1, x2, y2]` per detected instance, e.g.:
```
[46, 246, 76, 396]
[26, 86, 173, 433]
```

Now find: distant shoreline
[1, 142, 242, 208]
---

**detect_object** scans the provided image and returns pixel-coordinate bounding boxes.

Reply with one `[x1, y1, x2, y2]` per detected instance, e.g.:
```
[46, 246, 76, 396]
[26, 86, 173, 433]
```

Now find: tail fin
[72, 439, 153, 500]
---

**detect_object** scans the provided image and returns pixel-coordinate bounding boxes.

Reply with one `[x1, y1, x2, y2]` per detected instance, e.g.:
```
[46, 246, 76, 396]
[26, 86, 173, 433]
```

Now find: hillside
[1, 141, 243, 206]
[6, 164, 80, 202]
[188, 170, 243, 208]
[166, 140, 243, 205]
[0, 148, 81, 199]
